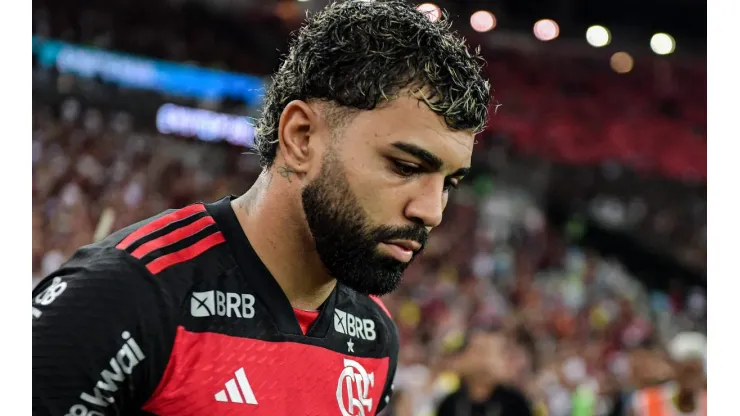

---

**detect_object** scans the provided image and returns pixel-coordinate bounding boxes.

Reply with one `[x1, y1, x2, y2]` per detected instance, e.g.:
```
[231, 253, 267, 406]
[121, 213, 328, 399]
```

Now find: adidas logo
[214, 367, 258, 405]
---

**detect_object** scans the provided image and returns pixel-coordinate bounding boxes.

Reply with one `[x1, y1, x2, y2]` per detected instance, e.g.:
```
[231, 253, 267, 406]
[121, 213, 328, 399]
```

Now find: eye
[392, 160, 421, 178]
[443, 180, 460, 193]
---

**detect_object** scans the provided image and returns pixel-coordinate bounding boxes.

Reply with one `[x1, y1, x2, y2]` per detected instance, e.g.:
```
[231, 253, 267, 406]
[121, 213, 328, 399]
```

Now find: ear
[276, 100, 321, 175]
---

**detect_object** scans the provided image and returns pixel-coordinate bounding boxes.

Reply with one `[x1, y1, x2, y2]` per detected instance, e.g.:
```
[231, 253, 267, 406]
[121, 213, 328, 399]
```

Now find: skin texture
[233, 96, 474, 309]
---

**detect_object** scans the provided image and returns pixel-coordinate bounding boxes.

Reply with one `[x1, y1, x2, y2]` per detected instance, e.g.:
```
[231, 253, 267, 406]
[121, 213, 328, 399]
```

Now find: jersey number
[33, 277, 68, 319]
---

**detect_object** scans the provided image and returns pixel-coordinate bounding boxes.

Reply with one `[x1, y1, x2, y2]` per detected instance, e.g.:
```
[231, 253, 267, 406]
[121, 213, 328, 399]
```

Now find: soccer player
[32, 1, 491, 415]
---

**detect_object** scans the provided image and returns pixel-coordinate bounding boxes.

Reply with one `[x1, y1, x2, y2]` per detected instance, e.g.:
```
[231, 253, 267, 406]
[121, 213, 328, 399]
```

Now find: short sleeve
[33, 247, 177, 416]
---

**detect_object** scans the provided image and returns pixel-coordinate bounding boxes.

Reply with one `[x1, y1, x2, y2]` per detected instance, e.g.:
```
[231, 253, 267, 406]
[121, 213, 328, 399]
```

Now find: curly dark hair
[254, 0, 492, 169]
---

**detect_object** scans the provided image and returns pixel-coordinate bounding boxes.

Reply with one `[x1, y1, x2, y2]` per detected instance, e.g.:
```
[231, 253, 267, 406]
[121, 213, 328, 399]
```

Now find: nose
[403, 181, 445, 229]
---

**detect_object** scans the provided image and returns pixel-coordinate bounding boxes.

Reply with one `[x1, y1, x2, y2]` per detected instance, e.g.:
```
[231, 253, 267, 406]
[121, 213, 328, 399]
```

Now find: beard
[301, 152, 428, 296]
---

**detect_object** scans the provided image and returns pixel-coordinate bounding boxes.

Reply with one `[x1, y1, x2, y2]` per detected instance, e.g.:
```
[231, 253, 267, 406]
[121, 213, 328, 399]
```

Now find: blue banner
[155, 103, 255, 148]
[33, 36, 266, 106]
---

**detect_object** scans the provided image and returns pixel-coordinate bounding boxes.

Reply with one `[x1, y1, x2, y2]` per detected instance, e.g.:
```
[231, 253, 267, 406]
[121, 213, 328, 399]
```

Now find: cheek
[344, 166, 403, 221]
[354, 153, 416, 206]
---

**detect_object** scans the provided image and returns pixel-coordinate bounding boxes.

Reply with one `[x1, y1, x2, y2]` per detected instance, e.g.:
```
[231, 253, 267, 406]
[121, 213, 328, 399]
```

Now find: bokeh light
[586, 25, 611, 47]
[650, 33, 676, 55]
[534, 19, 560, 41]
[416, 3, 441, 23]
[610, 52, 634, 74]
[470, 10, 497, 33]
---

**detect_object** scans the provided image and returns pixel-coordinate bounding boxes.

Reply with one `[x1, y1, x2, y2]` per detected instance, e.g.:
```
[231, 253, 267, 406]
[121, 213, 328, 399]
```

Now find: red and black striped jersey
[32, 196, 399, 416]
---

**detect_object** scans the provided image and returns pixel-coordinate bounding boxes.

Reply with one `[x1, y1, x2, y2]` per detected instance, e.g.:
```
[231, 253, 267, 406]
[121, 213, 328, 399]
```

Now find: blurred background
[31, 0, 706, 415]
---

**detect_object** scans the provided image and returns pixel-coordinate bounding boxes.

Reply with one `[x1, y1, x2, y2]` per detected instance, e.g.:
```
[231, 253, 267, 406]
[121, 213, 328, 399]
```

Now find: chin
[340, 270, 403, 297]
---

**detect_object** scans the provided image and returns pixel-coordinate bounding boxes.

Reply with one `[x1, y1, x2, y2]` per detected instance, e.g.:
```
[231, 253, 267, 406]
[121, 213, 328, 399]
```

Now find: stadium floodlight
[470, 10, 497, 33]
[586, 25, 611, 47]
[416, 3, 441, 23]
[610, 52, 634, 74]
[650, 33, 676, 55]
[533, 19, 559, 41]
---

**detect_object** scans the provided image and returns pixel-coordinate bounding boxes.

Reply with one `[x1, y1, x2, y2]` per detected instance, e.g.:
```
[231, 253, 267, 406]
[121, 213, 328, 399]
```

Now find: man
[32, 1, 491, 415]
[629, 332, 707, 416]
[436, 328, 534, 416]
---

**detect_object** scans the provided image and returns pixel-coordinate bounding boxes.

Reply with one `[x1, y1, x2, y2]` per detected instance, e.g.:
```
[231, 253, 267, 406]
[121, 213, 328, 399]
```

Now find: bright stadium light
[610, 52, 634, 74]
[533, 19, 560, 41]
[586, 25, 611, 47]
[417, 3, 441, 23]
[470, 10, 497, 33]
[650, 33, 676, 55]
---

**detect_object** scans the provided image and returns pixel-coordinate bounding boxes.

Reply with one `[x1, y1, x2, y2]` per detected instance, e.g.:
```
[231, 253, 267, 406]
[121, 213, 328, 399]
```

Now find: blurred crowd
[32, 1, 706, 415]
[32, 101, 258, 282]
[33, 0, 706, 182]
[486, 49, 706, 183]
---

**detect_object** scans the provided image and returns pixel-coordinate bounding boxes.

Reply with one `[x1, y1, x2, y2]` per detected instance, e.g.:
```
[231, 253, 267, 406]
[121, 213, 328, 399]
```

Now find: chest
[143, 327, 390, 415]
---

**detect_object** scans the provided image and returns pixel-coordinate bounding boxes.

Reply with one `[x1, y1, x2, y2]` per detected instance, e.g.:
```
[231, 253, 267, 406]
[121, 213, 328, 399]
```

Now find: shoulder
[34, 203, 221, 310]
[33, 244, 151, 296]
[104, 203, 226, 275]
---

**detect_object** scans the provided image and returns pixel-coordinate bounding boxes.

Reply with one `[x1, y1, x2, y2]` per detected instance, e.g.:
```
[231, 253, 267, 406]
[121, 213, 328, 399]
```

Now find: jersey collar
[207, 195, 338, 338]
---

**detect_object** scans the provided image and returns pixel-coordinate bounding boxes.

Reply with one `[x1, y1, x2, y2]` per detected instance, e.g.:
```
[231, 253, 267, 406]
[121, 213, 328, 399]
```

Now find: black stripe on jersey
[137, 224, 220, 266]
[123, 210, 209, 255]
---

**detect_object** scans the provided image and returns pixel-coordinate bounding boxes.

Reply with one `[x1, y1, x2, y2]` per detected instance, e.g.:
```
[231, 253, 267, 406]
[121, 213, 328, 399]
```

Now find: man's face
[301, 96, 474, 296]
[460, 331, 511, 381]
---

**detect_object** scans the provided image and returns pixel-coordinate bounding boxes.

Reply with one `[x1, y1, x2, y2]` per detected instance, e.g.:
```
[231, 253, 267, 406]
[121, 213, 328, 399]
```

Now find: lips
[384, 239, 422, 252]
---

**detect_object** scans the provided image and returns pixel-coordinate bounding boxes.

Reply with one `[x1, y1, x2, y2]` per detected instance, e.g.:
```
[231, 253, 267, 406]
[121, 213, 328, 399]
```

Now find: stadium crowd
[32, 1, 706, 415]
[33, 0, 706, 181]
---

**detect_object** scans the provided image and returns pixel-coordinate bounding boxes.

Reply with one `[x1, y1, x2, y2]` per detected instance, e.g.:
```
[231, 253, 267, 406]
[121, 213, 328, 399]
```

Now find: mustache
[372, 225, 429, 249]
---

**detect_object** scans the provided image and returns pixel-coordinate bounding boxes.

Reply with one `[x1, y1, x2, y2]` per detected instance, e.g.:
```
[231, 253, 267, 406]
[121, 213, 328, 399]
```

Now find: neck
[231, 171, 336, 310]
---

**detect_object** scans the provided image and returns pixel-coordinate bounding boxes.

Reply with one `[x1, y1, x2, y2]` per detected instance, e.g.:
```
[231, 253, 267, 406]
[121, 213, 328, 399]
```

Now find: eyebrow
[391, 141, 470, 178]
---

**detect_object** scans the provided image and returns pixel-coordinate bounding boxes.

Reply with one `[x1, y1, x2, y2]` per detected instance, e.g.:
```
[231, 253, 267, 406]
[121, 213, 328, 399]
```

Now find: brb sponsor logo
[191, 290, 255, 319]
[336, 358, 375, 416]
[334, 309, 376, 341]
[66, 332, 145, 416]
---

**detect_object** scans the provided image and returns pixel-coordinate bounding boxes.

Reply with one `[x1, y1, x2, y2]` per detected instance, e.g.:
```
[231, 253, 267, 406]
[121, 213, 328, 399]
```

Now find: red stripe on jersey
[117, 204, 206, 250]
[145, 232, 226, 275]
[130, 216, 216, 259]
[370, 295, 392, 318]
[143, 326, 391, 416]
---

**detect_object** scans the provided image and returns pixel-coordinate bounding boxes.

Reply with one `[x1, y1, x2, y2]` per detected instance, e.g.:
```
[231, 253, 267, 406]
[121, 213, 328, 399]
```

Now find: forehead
[341, 96, 475, 166]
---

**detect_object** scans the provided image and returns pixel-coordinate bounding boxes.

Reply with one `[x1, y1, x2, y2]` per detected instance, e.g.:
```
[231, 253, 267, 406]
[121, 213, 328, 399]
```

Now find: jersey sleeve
[32, 246, 177, 416]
